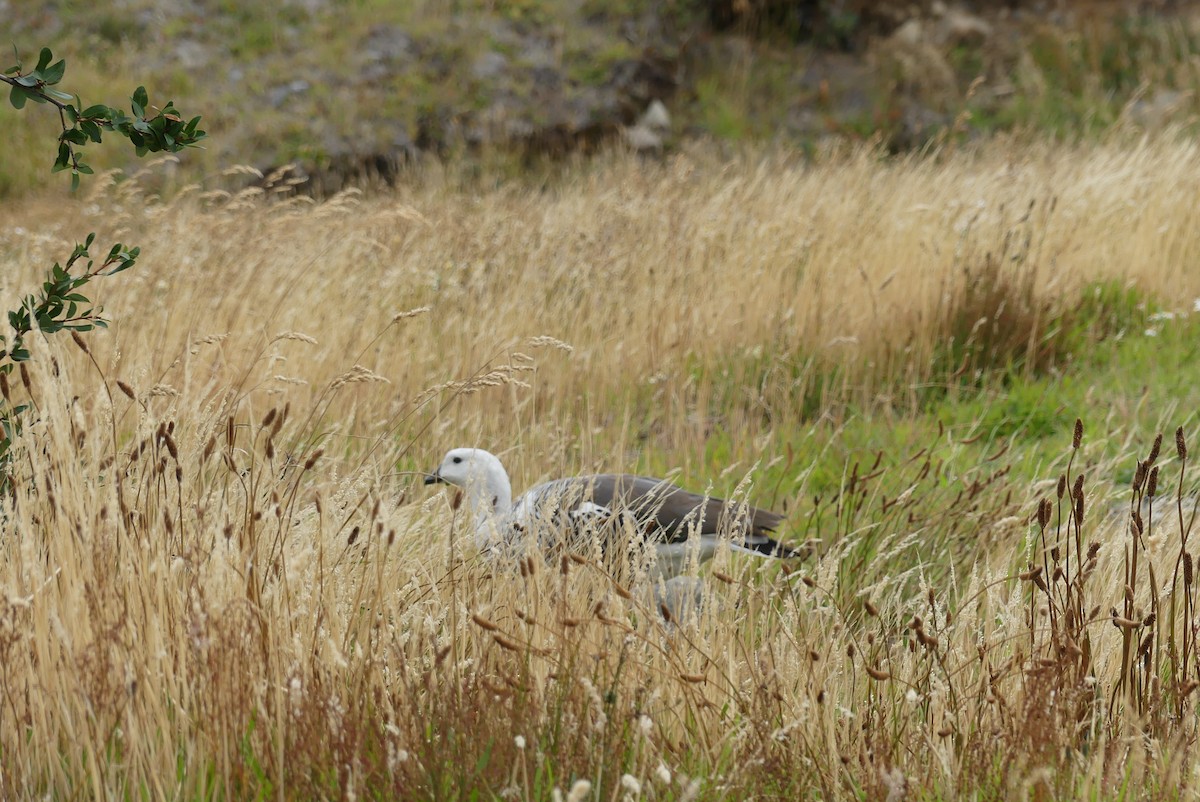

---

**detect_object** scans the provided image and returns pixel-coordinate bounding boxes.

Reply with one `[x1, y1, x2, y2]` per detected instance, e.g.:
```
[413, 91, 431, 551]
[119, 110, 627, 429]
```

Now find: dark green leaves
[0, 45, 204, 495]
[5, 46, 66, 110]
[3, 47, 207, 186]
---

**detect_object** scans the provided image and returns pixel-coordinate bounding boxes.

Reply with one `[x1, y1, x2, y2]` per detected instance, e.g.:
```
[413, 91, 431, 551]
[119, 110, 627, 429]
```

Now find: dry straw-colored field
[3, 135, 1200, 799]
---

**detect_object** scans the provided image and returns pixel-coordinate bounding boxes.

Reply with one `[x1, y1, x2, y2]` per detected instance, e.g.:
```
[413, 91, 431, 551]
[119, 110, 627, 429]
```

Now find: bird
[424, 447, 802, 580]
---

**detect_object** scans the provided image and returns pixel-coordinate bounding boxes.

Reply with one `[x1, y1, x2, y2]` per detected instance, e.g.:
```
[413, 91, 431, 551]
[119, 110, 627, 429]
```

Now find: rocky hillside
[4, 0, 1199, 195]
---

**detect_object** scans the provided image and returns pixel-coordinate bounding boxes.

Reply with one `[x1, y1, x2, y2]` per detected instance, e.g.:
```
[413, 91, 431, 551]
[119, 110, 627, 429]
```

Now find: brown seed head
[116, 380, 136, 400]
[471, 614, 499, 632]
[1037, 498, 1051, 529]
[1185, 552, 1194, 587]
[1148, 466, 1159, 498]
[1072, 418, 1083, 449]
[1057, 475, 1066, 499]
[1149, 433, 1163, 466]
[1133, 461, 1147, 492]
[493, 634, 522, 652]
[70, 331, 90, 353]
[1178, 427, 1188, 461]
[865, 664, 890, 681]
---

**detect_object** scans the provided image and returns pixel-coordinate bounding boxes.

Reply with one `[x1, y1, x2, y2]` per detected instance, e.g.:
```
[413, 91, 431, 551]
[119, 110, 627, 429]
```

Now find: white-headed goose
[425, 447, 801, 578]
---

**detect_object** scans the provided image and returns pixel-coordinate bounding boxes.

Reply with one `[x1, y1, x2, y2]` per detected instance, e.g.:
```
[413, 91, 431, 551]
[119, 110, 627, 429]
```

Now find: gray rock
[173, 39, 210, 71]
[362, 24, 416, 63]
[472, 51, 510, 81]
[519, 37, 559, 70]
[624, 123, 662, 152]
[267, 79, 311, 108]
[639, 99, 670, 132]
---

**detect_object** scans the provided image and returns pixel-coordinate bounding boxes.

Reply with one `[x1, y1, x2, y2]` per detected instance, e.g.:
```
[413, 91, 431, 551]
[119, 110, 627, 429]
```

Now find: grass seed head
[1133, 460, 1147, 491]
[1072, 418, 1083, 449]
[1177, 427, 1188, 461]
[1149, 433, 1163, 467]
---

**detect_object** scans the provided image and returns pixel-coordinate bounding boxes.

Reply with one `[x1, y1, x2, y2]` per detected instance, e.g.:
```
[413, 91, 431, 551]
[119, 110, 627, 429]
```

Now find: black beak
[424, 471, 443, 486]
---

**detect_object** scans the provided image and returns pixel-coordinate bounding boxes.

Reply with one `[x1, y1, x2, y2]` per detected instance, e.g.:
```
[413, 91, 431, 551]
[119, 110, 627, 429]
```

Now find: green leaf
[8, 84, 26, 109]
[52, 142, 70, 172]
[70, 171, 80, 192]
[43, 87, 72, 102]
[131, 85, 148, 117]
[81, 103, 110, 118]
[76, 162, 93, 175]
[34, 47, 52, 73]
[42, 58, 66, 84]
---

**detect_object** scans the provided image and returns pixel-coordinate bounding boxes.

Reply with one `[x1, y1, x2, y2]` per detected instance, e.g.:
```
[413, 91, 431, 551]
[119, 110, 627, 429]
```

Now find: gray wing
[514, 474, 786, 546]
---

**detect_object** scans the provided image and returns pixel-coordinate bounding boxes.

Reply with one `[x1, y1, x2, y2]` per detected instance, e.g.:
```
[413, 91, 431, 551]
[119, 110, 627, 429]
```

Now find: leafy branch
[3, 46, 206, 190]
[1, 45, 206, 494]
[1, 233, 138, 369]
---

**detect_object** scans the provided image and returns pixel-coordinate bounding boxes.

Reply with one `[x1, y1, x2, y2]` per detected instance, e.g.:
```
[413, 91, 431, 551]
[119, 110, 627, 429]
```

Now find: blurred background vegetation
[5, 0, 1199, 197]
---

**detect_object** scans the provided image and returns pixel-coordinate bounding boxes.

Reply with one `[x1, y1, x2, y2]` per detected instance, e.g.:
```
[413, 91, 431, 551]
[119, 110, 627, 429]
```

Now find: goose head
[425, 448, 514, 548]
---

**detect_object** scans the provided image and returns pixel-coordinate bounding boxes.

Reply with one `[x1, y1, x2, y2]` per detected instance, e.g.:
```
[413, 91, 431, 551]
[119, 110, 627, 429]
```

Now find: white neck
[462, 463, 513, 551]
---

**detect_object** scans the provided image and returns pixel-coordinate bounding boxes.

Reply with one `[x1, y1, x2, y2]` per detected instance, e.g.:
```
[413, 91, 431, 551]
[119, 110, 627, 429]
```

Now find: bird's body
[425, 448, 800, 579]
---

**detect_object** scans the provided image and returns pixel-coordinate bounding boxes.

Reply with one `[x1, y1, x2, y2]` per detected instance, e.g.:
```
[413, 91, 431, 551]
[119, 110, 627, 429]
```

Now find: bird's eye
[452, 456, 462, 464]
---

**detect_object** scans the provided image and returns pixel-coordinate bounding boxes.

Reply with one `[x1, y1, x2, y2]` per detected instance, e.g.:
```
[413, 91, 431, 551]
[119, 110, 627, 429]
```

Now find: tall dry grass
[1, 136, 1200, 797]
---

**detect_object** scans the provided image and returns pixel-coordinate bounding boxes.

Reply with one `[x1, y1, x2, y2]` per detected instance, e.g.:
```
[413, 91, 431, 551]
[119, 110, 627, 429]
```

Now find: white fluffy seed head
[566, 779, 593, 802]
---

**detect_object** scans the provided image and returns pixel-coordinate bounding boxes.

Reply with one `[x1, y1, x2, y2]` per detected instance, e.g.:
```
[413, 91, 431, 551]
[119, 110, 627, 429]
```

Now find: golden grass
[2, 136, 1200, 797]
